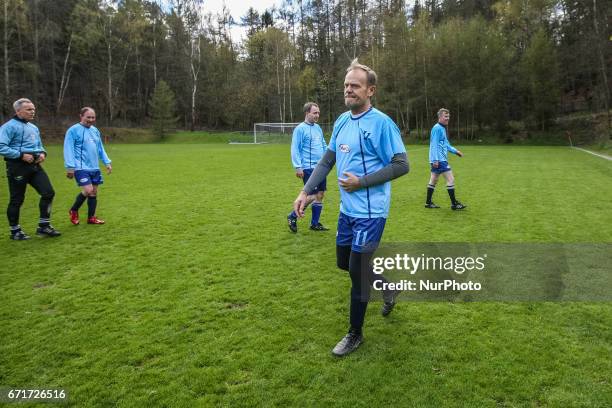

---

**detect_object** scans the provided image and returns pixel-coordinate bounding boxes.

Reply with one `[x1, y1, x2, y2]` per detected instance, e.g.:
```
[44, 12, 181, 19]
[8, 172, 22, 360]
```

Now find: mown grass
[0, 143, 610, 407]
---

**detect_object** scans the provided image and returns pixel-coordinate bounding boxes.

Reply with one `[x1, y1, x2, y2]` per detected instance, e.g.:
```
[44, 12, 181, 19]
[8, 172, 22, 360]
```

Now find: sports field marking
[572, 147, 612, 161]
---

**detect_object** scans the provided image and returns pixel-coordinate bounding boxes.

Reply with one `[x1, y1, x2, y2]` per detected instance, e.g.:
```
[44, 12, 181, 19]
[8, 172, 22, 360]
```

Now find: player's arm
[430, 127, 444, 166]
[290, 128, 303, 177]
[294, 149, 336, 217]
[31, 128, 47, 163]
[96, 130, 112, 173]
[359, 153, 409, 188]
[64, 128, 76, 178]
[302, 149, 335, 194]
[320, 127, 328, 151]
[0, 124, 22, 159]
[446, 138, 460, 156]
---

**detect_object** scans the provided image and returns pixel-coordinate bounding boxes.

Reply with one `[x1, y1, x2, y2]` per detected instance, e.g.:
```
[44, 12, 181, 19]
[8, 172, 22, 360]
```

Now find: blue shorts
[74, 169, 103, 186]
[336, 212, 387, 253]
[431, 161, 451, 174]
[303, 168, 326, 193]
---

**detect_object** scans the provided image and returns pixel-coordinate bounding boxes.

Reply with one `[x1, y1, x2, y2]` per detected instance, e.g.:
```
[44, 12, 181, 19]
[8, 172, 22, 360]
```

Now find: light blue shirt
[0, 118, 46, 159]
[64, 123, 111, 171]
[290, 122, 327, 170]
[329, 107, 406, 219]
[429, 123, 457, 163]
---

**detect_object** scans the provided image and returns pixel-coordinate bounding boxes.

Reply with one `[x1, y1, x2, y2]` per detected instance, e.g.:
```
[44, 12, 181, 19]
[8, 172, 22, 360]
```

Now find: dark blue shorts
[431, 161, 451, 174]
[303, 168, 326, 193]
[336, 212, 387, 253]
[74, 169, 103, 186]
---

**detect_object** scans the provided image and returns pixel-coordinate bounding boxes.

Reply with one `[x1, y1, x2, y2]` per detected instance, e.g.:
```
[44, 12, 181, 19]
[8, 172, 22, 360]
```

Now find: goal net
[249, 122, 333, 144]
[252, 123, 302, 144]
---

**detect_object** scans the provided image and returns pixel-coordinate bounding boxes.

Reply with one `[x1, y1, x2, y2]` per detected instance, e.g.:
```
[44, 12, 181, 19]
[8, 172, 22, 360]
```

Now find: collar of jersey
[78, 123, 92, 129]
[303, 121, 315, 126]
[350, 106, 373, 120]
[13, 115, 28, 124]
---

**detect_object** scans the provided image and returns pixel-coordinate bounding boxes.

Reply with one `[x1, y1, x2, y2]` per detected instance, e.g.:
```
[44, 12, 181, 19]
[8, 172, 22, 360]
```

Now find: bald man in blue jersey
[64, 107, 112, 225]
[293, 59, 409, 357]
[425, 108, 466, 210]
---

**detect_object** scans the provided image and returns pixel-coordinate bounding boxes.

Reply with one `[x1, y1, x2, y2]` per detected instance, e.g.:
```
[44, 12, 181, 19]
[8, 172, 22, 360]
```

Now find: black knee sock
[7, 203, 22, 227]
[447, 186, 457, 205]
[87, 196, 97, 218]
[426, 184, 435, 204]
[71, 193, 87, 211]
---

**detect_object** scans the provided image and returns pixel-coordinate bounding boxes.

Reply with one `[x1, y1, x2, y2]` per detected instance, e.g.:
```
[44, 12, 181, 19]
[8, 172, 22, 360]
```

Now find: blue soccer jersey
[329, 107, 406, 219]
[429, 123, 457, 163]
[0, 118, 46, 159]
[64, 123, 111, 171]
[290, 122, 327, 170]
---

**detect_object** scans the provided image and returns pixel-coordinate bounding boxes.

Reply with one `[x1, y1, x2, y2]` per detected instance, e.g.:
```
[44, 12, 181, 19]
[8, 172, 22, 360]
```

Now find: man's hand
[293, 190, 316, 218]
[35, 153, 46, 163]
[433, 161, 439, 168]
[22, 153, 34, 163]
[295, 169, 304, 178]
[66, 170, 75, 179]
[106, 164, 112, 175]
[456, 150, 464, 157]
[338, 172, 361, 192]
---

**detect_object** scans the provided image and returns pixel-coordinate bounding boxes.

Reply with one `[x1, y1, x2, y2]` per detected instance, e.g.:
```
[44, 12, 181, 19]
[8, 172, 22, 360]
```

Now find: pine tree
[149, 80, 177, 140]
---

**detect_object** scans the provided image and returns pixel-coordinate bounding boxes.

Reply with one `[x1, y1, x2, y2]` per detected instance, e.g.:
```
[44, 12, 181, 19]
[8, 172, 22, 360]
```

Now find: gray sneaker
[36, 225, 61, 237]
[332, 331, 363, 357]
[10, 230, 31, 240]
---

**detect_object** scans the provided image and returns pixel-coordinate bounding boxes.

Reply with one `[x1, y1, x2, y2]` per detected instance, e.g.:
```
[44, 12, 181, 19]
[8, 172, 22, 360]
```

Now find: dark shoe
[424, 202, 440, 209]
[331, 331, 363, 357]
[87, 216, 105, 224]
[381, 289, 400, 317]
[10, 230, 31, 240]
[310, 223, 329, 231]
[451, 202, 467, 210]
[69, 209, 80, 225]
[36, 225, 61, 237]
[287, 215, 297, 233]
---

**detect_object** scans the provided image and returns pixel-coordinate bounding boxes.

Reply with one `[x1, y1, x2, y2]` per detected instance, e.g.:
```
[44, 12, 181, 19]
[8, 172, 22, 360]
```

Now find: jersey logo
[339, 144, 350, 153]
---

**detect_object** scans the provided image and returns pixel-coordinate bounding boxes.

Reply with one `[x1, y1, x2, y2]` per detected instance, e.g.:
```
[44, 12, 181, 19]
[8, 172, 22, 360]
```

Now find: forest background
[1, 0, 610, 144]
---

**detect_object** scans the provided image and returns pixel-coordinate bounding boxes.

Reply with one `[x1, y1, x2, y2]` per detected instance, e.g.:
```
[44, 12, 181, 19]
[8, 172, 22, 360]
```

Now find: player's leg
[336, 244, 351, 271]
[310, 190, 329, 231]
[425, 172, 440, 208]
[332, 213, 363, 356]
[86, 175, 105, 224]
[29, 167, 60, 237]
[333, 215, 394, 356]
[6, 161, 31, 239]
[443, 170, 466, 210]
[69, 174, 89, 225]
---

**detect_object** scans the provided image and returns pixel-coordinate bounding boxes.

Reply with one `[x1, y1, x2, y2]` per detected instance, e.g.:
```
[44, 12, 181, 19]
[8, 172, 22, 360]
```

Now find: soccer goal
[246, 123, 302, 144]
[228, 122, 332, 144]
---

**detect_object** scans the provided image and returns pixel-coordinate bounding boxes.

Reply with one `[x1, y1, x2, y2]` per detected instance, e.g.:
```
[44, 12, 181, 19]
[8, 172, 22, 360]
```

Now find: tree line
[1, 0, 610, 139]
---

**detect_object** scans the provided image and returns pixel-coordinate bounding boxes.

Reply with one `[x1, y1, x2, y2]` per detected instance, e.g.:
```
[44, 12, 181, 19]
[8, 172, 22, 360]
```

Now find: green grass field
[1, 143, 611, 407]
